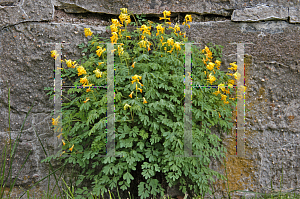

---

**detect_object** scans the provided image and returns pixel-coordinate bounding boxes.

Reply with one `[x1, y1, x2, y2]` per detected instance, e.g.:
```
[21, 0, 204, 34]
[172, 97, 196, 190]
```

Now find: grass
[1, 82, 300, 199]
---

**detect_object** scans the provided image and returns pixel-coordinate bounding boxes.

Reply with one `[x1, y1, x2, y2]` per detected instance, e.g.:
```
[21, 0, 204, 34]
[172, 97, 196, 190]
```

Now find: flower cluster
[129, 74, 146, 103]
[48, 9, 241, 198]
[182, 14, 192, 28]
[84, 28, 93, 37]
[119, 8, 131, 25]
[96, 46, 106, 57]
[51, 50, 58, 60]
[159, 10, 171, 21]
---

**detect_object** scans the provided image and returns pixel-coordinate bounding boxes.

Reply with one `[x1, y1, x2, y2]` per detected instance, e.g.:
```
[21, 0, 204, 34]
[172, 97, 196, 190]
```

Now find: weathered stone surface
[232, 4, 289, 22]
[0, 0, 53, 29]
[55, 0, 234, 15]
[1, 0, 300, 198]
[289, 6, 300, 23]
[0, 0, 19, 6]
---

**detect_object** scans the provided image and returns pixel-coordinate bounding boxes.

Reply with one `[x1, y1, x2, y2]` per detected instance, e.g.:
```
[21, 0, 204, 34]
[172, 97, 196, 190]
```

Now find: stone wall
[0, 0, 300, 198]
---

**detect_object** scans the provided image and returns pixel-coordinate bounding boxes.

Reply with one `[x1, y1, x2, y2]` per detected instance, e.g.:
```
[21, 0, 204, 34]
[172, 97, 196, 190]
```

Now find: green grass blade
[3, 102, 34, 188]
[19, 162, 67, 198]
[32, 125, 63, 198]
[8, 150, 31, 196]
[0, 141, 8, 198]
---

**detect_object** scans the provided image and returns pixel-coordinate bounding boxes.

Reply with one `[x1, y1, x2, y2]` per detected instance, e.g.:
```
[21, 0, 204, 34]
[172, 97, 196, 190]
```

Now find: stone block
[232, 4, 289, 22]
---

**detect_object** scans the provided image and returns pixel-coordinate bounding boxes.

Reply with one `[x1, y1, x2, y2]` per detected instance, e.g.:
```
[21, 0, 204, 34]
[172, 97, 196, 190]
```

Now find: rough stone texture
[0, 0, 54, 29]
[1, 0, 300, 198]
[231, 4, 289, 22]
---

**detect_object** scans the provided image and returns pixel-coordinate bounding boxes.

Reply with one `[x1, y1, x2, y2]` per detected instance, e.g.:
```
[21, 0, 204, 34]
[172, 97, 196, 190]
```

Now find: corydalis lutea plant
[46, 8, 244, 199]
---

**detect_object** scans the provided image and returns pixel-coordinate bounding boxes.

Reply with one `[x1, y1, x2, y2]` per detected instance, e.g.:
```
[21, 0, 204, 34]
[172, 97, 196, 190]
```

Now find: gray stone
[0, 0, 53, 30]
[289, 6, 300, 23]
[1, 0, 300, 198]
[232, 4, 289, 22]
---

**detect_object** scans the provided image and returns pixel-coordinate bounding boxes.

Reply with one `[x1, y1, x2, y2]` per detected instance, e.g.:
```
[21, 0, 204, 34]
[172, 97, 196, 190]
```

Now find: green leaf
[123, 172, 134, 184]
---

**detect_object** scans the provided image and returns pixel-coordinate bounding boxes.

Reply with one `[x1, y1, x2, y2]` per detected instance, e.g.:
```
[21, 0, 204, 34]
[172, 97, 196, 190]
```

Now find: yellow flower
[111, 19, 121, 25]
[129, 91, 134, 98]
[124, 103, 131, 110]
[203, 46, 213, 59]
[224, 101, 229, 104]
[77, 65, 87, 76]
[96, 46, 106, 57]
[215, 60, 221, 69]
[159, 10, 171, 21]
[93, 68, 102, 78]
[169, 23, 180, 34]
[110, 32, 118, 43]
[83, 84, 93, 88]
[174, 42, 182, 51]
[163, 10, 171, 17]
[139, 25, 151, 35]
[229, 62, 238, 71]
[51, 50, 58, 60]
[83, 98, 90, 103]
[57, 133, 62, 139]
[228, 79, 235, 84]
[221, 94, 227, 101]
[233, 71, 241, 80]
[110, 24, 119, 33]
[119, 13, 131, 25]
[86, 88, 92, 92]
[136, 84, 138, 90]
[65, 59, 76, 68]
[125, 17, 131, 26]
[167, 37, 174, 46]
[132, 62, 136, 68]
[62, 139, 65, 146]
[132, 74, 142, 80]
[52, 115, 60, 126]
[207, 73, 216, 84]
[218, 83, 226, 92]
[98, 62, 104, 66]
[69, 144, 74, 152]
[143, 97, 147, 104]
[213, 90, 220, 96]
[138, 82, 144, 86]
[126, 36, 131, 39]
[117, 45, 124, 56]
[84, 28, 93, 37]
[185, 14, 192, 23]
[138, 40, 147, 48]
[138, 88, 142, 93]
[80, 76, 89, 85]
[120, 8, 127, 14]
[207, 62, 215, 70]
[202, 57, 208, 65]
[219, 113, 221, 118]
[156, 24, 165, 36]
[228, 84, 233, 88]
